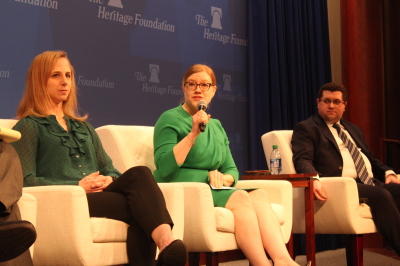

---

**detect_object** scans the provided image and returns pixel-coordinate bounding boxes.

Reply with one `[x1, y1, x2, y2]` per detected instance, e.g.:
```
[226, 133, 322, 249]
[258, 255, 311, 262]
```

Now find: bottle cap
[272, 145, 278, 149]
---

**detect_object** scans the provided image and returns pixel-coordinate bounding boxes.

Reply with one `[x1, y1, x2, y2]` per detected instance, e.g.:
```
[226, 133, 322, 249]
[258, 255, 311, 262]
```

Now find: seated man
[0, 128, 36, 265]
[291, 82, 400, 256]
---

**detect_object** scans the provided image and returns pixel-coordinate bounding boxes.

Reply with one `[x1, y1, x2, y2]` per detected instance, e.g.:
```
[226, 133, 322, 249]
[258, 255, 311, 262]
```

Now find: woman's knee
[119, 166, 155, 183]
[126, 166, 152, 177]
[226, 190, 254, 210]
[248, 189, 269, 201]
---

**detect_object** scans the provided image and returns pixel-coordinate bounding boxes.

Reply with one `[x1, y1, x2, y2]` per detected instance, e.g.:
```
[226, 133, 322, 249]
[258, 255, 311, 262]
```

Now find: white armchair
[261, 130, 378, 266]
[96, 125, 293, 266]
[0, 119, 184, 265]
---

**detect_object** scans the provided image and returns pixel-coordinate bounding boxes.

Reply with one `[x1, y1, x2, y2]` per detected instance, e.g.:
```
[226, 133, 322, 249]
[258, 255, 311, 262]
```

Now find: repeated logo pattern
[108, 0, 123, 8]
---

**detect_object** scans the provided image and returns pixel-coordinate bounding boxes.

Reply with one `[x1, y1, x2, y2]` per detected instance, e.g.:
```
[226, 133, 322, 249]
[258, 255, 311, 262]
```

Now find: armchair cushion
[214, 207, 234, 233]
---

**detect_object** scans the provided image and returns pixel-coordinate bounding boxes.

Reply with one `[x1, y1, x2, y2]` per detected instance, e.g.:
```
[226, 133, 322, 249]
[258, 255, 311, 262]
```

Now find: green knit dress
[153, 104, 242, 207]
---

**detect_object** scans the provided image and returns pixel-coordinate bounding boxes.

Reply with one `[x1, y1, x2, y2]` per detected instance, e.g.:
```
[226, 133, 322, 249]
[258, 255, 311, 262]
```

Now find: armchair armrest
[292, 177, 377, 234]
[178, 182, 220, 251]
[18, 192, 37, 257]
[22, 186, 96, 265]
[158, 183, 184, 240]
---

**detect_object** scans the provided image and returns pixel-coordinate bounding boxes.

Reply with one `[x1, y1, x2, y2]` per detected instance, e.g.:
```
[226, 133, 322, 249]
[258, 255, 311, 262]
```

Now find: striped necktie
[332, 123, 374, 186]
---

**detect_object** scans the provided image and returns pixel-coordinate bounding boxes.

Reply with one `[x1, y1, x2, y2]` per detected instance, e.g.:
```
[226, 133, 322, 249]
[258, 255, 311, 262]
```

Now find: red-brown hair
[181, 64, 217, 87]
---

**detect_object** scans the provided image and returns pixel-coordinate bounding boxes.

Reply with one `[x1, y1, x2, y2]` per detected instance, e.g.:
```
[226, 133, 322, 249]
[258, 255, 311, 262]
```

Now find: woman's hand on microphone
[191, 110, 211, 135]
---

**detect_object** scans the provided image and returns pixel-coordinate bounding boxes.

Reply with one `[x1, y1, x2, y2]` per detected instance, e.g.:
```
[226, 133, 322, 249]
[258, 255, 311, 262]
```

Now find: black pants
[86, 166, 173, 266]
[357, 178, 400, 256]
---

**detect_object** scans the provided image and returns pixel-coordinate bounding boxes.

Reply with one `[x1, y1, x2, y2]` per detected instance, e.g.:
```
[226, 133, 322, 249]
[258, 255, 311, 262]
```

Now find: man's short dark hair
[317, 82, 348, 102]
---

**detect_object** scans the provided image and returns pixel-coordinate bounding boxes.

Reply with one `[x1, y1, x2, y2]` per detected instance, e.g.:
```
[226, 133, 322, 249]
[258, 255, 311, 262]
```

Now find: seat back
[261, 130, 296, 174]
[0, 119, 20, 142]
[0, 119, 18, 129]
[95, 125, 155, 173]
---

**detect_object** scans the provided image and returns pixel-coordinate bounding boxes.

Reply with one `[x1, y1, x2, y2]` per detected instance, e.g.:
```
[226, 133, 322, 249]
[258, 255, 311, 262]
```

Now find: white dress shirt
[326, 121, 395, 180]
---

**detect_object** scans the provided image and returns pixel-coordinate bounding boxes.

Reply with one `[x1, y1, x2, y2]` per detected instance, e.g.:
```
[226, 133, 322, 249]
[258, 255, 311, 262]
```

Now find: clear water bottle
[270, 145, 282, 175]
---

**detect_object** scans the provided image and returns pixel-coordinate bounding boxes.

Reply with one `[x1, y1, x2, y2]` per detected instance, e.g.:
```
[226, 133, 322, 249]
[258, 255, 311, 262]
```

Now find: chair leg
[189, 252, 200, 266]
[286, 233, 295, 259]
[206, 252, 219, 266]
[344, 234, 363, 266]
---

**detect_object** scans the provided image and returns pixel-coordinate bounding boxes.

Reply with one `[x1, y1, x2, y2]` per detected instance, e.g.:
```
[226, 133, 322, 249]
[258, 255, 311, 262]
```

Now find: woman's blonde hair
[16, 50, 87, 121]
[181, 64, 217, 87]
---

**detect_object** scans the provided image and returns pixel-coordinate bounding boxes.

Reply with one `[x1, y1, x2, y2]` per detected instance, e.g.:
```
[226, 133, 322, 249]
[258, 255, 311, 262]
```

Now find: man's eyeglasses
[320, 98, 345, 106]
[185, 82, 214, 92]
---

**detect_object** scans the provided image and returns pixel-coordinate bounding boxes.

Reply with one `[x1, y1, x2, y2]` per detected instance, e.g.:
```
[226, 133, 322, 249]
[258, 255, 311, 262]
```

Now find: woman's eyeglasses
[185, 82, 214, 92]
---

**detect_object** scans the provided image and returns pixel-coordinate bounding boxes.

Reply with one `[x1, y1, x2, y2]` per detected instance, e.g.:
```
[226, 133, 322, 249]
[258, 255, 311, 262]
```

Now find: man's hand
[313, 179, 328, 201]
[385, 174, 400, 184]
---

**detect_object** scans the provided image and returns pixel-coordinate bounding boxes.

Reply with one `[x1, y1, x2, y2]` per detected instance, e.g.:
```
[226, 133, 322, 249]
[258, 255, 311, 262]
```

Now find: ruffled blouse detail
[30, 116, 87, 156]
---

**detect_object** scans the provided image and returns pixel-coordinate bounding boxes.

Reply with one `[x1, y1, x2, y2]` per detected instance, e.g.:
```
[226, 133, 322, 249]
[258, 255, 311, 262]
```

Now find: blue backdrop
[0, 0, 249, 173]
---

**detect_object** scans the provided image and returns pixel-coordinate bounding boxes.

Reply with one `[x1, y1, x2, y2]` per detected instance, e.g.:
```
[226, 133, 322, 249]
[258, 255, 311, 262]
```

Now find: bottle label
[270, 159, 281, 167]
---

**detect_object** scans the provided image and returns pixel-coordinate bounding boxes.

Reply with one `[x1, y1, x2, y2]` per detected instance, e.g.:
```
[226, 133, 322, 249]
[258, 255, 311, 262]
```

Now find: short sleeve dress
[153, 104, 240, 207]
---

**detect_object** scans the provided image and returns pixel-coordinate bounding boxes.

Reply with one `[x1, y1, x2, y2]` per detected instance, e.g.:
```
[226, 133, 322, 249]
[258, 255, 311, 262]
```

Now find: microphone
[197, 100, 208, 132]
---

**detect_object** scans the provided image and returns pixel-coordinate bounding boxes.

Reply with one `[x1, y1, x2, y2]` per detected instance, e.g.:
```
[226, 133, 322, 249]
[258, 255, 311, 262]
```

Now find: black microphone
[197, 100, 208, 132]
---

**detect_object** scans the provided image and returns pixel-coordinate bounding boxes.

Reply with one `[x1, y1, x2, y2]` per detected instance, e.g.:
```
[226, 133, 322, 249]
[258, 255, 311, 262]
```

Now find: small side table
[241, 173, 317, 265]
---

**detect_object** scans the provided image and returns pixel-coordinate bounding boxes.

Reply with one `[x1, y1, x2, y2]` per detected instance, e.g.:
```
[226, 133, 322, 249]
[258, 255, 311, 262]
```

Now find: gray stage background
[0, 0, 249, 173]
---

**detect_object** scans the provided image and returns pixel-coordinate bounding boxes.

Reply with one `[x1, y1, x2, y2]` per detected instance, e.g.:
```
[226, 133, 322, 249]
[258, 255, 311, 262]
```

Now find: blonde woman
[12, 51, 187, 266]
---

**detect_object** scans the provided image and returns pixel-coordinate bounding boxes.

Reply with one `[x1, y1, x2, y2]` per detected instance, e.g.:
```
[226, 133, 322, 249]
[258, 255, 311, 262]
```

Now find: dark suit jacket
[291, 114, 392, 182]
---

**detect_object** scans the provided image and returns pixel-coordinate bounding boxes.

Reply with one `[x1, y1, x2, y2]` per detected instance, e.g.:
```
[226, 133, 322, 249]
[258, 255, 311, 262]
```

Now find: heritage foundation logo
[222, 74, 231, 91]
[210, 7, 222, 30]
[217, 74, 247, 103]
[91, 0, 175, 30]
[15, 0, 58, 10]
[108, 0, 122, 8]
[195, 6, 248, 46]
[90, 0, 134, 26]
[135, 64, 182, 96]
[77, 76, 115, 88]
[0, 70, 10, 79]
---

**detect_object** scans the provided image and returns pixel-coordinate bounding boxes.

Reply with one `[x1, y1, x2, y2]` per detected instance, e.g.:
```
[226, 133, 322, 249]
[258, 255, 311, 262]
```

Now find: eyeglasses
[185, 82, 214, 92]
[320, 98, 345, 106]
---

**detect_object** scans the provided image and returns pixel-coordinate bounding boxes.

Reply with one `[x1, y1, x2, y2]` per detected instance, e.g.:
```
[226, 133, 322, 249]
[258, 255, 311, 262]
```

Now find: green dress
[153, 104, 239, 207]
[11, 116, 120, 187]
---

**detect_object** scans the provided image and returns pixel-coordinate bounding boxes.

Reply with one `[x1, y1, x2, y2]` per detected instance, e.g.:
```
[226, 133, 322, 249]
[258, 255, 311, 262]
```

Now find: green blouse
[11, 116, 120, 187]
[153, 105, 239, 207]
